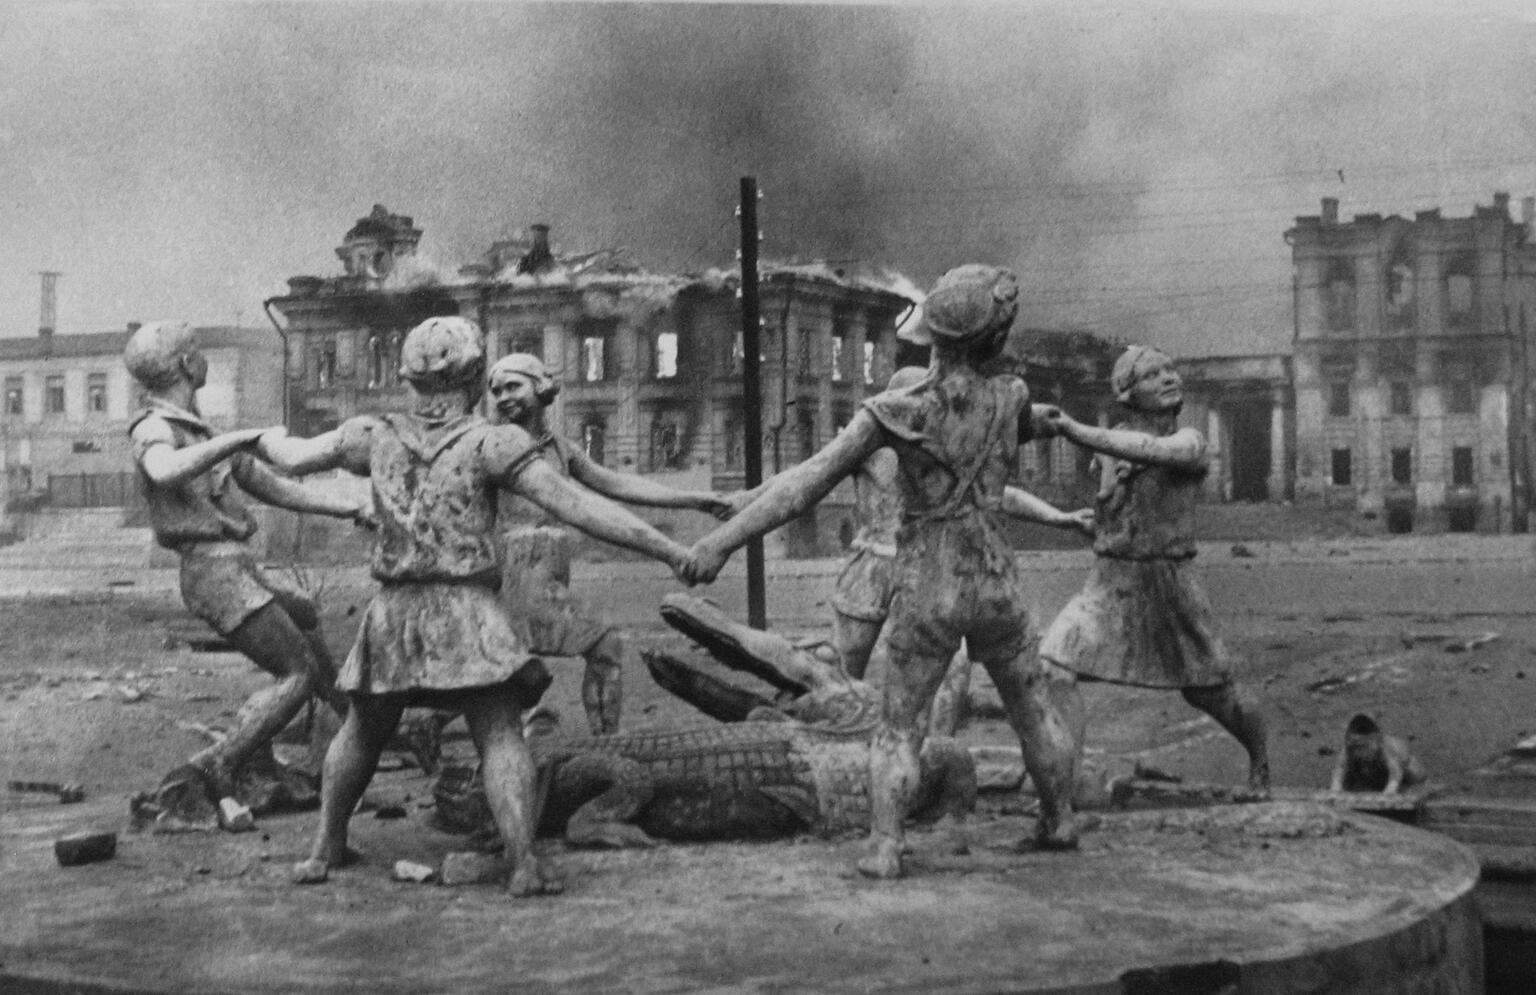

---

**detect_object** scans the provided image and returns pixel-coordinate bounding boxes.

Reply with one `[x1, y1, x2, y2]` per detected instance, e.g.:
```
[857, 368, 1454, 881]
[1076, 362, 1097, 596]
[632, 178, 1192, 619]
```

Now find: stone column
[1268, 388, 1289, 501]
[613, 322, 642, 470]
[542, 322, 567, 436]
[1205, 407, 1226, 501]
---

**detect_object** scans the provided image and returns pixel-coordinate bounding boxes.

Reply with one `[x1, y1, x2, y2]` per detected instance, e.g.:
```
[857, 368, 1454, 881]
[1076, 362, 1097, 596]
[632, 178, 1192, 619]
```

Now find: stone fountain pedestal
[1, 785, 1481, 994]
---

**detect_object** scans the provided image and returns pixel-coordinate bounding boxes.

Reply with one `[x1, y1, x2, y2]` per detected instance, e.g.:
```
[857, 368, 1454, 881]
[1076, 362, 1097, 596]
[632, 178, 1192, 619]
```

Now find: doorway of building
[1227, 401, 1272, 501]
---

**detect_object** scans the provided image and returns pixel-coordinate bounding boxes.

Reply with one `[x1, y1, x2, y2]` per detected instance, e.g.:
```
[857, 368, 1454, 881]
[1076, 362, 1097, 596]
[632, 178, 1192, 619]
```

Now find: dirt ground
[3, 564, 1533, 812]
[1, 546, 1530, 990]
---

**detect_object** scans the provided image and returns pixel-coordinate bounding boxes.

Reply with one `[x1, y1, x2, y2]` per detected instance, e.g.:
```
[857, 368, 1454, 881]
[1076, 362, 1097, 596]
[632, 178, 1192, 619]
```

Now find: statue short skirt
[1040, 557, 1232, 689]
[339, 580, 545, 707]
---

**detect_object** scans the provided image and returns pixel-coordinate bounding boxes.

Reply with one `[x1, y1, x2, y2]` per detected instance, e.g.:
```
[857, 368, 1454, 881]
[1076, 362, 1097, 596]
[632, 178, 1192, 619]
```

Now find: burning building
[269, 205, 919, 555]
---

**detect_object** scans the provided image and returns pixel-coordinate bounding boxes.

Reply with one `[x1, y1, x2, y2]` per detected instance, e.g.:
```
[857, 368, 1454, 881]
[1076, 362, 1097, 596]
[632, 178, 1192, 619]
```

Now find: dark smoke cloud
[1, 2, 1534, 358]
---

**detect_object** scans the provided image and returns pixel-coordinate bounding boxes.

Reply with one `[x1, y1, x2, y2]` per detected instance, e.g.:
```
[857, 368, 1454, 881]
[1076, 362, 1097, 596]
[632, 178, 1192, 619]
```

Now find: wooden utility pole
[739, 177, 767, 628]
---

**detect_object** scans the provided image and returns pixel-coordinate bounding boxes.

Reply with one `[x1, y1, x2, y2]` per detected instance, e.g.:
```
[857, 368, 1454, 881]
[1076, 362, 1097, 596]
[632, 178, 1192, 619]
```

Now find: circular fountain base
[1, 794, 1481, 993]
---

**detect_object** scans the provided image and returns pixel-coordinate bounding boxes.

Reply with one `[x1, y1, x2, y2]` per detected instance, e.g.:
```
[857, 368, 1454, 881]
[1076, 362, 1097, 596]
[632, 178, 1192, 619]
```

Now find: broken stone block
[392, 860, 437, 884]
[55, 831, 117, 866]
[218, 798, 256, 833]
[440, 851, 507, 886]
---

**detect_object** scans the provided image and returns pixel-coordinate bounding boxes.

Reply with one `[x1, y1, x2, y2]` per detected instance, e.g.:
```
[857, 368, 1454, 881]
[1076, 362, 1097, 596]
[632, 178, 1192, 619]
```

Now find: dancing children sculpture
[256, 317, 692, 896]
[486, 353, 733, 734]
[1037, 345, 1270, 794]
[683, 264, 1081, 879]
[125, 321, 368, 823]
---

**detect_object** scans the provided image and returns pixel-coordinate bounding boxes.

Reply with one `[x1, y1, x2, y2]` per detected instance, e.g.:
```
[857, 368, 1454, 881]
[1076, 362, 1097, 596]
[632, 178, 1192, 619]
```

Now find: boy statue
[256, 317, 692, 896]
[683, 264, 1082, 879]
[1037, 345, 1270, 793]
[125, 321, 367, 822]
[486, 352, 732, 734]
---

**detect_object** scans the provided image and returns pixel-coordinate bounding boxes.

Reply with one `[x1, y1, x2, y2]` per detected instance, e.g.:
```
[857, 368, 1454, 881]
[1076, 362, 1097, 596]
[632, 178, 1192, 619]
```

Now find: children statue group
[124, 261, 1267, 895]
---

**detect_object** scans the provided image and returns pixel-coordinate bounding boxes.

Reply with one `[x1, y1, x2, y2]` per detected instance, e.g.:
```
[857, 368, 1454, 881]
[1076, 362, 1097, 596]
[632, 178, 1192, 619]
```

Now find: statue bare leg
[859, 647, 954, 880]
[462, 693, 564, 896]
[1182, 683, 1270, 794]
[832, 613, 885, 681]
[192, 602, 326, 792]
[986, 654, 1082, 849]
[292, 696, 403, 883]
[581, 630, 627, 736]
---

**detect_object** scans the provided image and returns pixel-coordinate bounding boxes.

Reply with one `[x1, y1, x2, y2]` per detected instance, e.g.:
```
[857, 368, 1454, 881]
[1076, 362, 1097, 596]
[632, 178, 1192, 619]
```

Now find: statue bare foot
[855, 835, 905, 880]
[1028, 815, 1081, 853]
[508, 856, 565, 897]
[290, 843, 363, 885]
[290, 858, 330, 885]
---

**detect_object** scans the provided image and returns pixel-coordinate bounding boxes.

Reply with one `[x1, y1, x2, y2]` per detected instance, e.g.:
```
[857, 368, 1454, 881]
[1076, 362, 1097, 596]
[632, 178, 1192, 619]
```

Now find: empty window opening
[654, 332, 678, 380]
[1446, 380, 1475, 415]
[87, 373, 107, 413]
[1325, 257, 1356, 332]
[580, 337, 607, 382]
[1330, 448, 1352, 486]
[1451, 447, 1475, 486]
[1328, 382, 1351, 418]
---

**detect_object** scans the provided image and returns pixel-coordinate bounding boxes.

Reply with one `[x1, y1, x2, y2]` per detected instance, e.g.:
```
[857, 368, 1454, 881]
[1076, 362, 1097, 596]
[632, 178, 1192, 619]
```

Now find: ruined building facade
[1287, 194, 1536, 533]
[269, 206, 916, 554]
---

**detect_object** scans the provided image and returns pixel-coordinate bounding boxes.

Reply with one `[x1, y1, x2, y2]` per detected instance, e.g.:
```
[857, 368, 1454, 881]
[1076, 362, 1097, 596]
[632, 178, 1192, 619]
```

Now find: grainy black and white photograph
[3, 0, 1536, 991]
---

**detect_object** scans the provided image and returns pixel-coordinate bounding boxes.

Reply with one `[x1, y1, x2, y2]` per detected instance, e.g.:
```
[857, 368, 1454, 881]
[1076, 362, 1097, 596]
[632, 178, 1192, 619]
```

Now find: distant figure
[124, 321, 368, 824]
[487, 352, 733, 734]
[1038, 345, 1270, 794]
[684, 264, 1083, 879]
[1331, 713, 1425, 794]
[258, 317, 692, 896]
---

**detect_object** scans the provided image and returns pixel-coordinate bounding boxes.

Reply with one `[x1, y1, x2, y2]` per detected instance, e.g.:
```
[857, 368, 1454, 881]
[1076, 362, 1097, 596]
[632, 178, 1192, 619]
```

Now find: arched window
[366, 333, 386, 389]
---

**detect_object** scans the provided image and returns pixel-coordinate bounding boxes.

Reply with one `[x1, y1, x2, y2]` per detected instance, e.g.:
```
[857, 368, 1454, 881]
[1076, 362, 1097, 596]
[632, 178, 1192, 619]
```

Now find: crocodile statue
[431, 593, 977, 846]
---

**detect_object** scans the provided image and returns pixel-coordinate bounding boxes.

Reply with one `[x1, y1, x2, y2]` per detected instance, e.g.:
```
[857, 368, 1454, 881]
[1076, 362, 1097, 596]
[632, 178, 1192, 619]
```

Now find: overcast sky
[3, 0, 1535, 356]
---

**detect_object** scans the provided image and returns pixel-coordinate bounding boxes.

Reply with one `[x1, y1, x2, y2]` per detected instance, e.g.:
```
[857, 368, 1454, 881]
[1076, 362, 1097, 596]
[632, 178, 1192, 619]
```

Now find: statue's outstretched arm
[132, 419, 268, 487]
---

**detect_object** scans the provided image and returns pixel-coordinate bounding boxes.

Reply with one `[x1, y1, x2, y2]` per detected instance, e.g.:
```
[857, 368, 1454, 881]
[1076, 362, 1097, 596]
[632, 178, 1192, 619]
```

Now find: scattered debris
[218, 798, 256, 833]
[440, 851, 507, 886]
[392, 860, 437, 884]
[1229, 543, 1255, 558]
[8, 779, 85, 804]
[55, 831, 117, 866]
[968, 745, 1024, 791]
[116, 685, 146, 703]
[1445, 632, 1500, 654]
